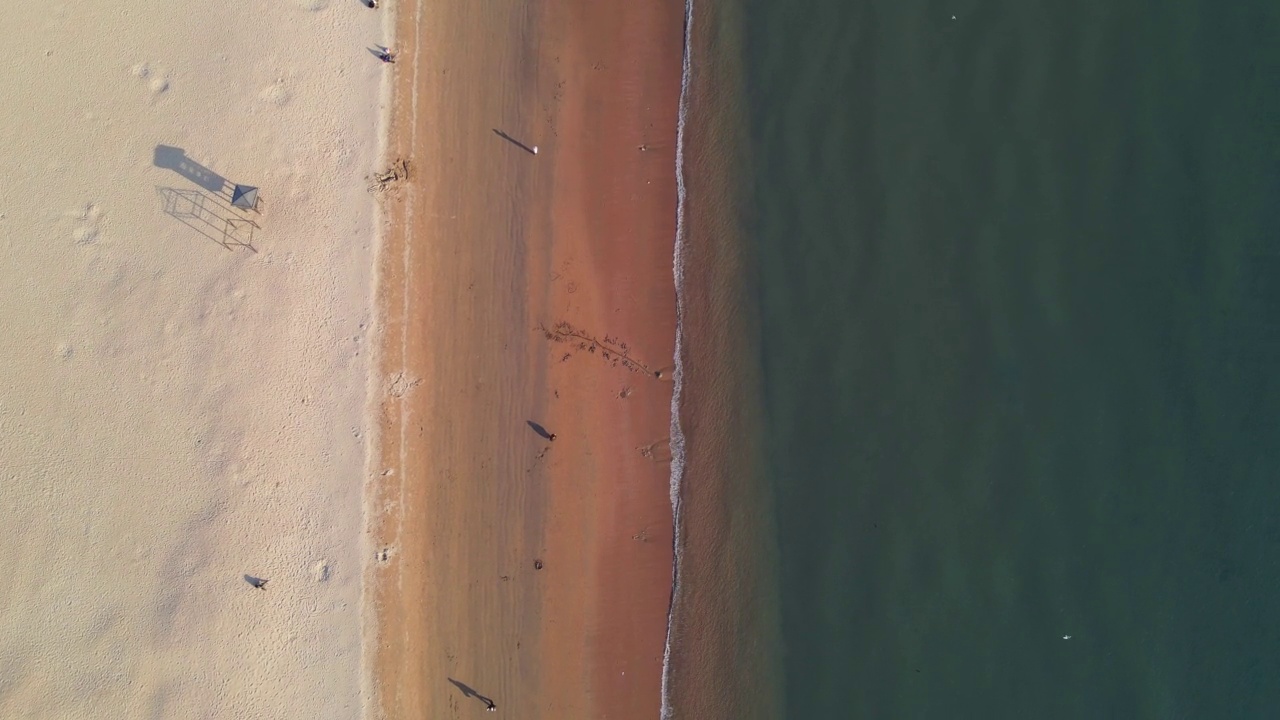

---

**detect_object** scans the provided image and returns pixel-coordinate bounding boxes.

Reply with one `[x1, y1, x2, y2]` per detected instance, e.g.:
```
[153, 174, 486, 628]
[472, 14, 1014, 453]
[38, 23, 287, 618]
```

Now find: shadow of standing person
[525, 420, 555, 441]
[448, 678, 497, 711]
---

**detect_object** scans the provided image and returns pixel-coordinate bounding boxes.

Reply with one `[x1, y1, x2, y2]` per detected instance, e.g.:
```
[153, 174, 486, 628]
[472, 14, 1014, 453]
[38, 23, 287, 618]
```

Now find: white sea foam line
[660, 1, 695, 718]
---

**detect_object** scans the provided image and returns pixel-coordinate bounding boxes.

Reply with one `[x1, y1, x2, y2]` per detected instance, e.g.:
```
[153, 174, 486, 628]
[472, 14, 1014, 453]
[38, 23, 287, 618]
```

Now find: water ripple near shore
[660, 0, 784, 716]
[658, 0, 695, 717]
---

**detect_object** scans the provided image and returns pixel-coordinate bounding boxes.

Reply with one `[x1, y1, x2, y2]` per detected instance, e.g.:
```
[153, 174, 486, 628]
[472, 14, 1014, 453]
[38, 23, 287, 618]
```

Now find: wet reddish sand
[371, 1, 684, 717]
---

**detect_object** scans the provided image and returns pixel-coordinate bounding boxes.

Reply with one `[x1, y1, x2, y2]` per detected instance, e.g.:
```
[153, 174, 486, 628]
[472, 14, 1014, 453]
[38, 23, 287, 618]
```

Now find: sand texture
[0, 2, 386, 718]
[370, 0, 685, 718]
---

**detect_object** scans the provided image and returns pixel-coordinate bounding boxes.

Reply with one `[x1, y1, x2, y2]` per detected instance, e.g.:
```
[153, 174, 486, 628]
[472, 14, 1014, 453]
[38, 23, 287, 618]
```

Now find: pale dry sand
[0, 2, 388, 718]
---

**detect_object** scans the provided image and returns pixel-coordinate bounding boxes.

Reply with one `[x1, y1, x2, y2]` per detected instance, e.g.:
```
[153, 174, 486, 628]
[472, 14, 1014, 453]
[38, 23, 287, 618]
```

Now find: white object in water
[1062, 635, 1072, 640]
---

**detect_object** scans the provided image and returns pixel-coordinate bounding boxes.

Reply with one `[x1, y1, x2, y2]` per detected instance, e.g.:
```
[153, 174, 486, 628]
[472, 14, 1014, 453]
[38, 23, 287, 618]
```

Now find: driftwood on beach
[368, 158, 410, 194]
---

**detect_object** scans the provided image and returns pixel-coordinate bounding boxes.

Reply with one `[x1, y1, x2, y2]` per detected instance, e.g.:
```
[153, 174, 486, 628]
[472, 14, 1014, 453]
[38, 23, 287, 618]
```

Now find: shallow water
[664, 0, 784, 717]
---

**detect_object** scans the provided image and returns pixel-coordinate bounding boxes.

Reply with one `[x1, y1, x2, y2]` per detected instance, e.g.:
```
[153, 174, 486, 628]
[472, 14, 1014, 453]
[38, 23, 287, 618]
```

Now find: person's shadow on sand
[448, 678, 497, 711]
[367, 45, 395, 62]
[525, 420, 555, 441]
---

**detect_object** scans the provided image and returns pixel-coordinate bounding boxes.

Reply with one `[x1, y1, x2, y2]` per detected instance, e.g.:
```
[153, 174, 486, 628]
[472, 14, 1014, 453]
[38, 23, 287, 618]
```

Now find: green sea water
[741, 0, 1280, 717]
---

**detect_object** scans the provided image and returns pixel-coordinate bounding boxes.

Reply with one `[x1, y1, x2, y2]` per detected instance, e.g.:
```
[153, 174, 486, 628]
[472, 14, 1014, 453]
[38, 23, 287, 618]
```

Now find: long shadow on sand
[156, 186, 258, 252]
[492, 129, 537, 155]
[525, 420, 554, 440]
[154, 145, 229, 193]
[448, 678, 496, 710]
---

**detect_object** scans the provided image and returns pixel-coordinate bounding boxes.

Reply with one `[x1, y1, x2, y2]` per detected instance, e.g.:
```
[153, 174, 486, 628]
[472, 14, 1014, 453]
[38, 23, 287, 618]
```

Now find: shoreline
[370, 0, 685, 717]
[663, 0, 786, 717]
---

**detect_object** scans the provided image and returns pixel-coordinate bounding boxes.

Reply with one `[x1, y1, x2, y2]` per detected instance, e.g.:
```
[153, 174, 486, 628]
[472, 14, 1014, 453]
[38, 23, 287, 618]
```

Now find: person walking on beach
[378, 49, 395, 63]
[484, 699, 497, 712]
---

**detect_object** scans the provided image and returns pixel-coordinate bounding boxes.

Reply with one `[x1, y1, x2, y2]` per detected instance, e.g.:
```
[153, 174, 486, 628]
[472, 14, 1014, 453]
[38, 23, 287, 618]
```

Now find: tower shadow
[157, 186, 258, 252]
[154, 145, 228, 193]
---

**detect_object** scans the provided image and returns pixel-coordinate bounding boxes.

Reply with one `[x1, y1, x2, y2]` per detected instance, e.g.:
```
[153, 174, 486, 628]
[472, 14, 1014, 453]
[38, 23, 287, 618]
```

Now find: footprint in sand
[69, 202, 104, 246]
[259, 79, 292, 107]
[129, 62, 171, 99]
[73, 225, 99, 246]
[639, 438, 673, 463]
